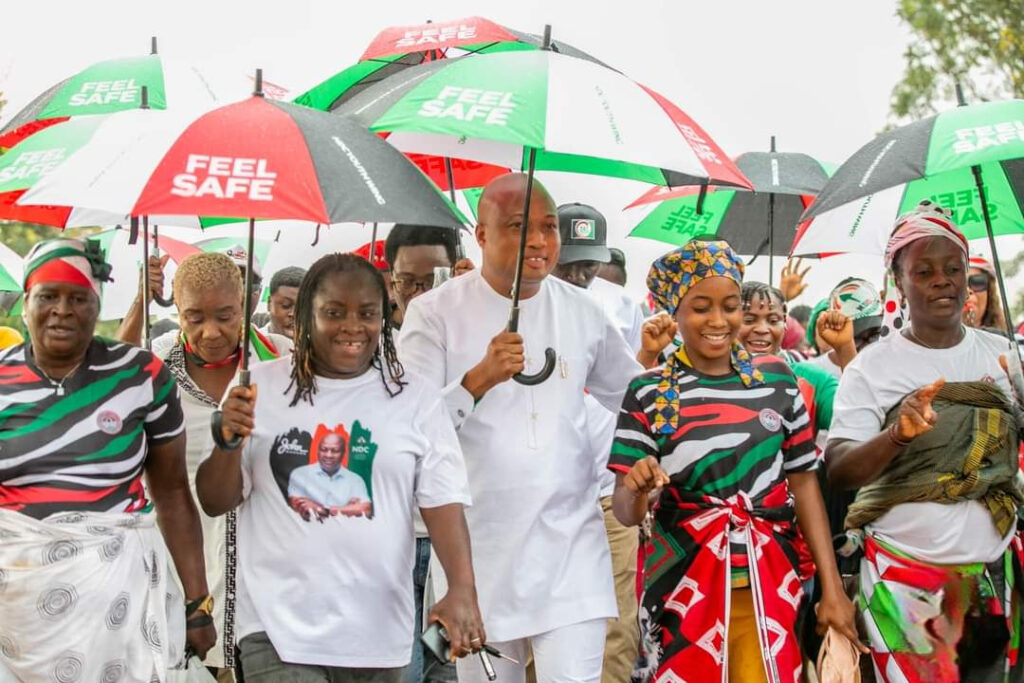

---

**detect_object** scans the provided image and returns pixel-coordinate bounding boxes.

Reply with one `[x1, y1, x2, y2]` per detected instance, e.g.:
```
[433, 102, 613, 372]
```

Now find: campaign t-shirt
[226, 357, 470, 667]
[829, 327, 1016, 564]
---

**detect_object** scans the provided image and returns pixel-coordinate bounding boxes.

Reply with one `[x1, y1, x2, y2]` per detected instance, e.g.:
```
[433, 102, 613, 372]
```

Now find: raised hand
[895, 378, 945, 442]
[139, 254, 170, 303]
[817, 311, 854, 350]
[779, 258, 811, 302]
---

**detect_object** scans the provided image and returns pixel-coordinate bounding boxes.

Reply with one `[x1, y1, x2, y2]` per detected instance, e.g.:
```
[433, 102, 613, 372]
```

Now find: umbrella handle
[153, 291, 174, 308]
[513, 347, 556, 386]
[210, 369, 250, 451]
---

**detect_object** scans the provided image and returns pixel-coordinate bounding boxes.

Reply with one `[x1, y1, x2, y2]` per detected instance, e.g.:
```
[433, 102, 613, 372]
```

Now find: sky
[2, 0, 1018, 306]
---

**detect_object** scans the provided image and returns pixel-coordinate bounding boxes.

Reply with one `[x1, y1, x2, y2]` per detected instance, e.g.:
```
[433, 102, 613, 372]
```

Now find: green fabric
[39, 55, 165, 118]
[293, 58, 401, 111]
[628, 190, 737, 245]
[926, 100, 1024, 176]
[0, 117, 103, 193]
[846, 381, 1023, 535]
[792, 360, 837, 432]
[805, 299, 828, 350]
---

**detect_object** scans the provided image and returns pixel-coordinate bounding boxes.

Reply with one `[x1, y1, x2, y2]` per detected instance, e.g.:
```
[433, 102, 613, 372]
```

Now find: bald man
[398, 174, 644, 683]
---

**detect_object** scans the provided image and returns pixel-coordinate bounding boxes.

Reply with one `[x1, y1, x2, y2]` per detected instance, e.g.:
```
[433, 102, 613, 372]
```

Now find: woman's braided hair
[287, 253, 405, 406]
[741, 281, 787, 313]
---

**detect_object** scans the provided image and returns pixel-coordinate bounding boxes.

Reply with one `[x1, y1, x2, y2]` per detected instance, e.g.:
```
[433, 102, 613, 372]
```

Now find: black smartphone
[420, 621, 451, 664]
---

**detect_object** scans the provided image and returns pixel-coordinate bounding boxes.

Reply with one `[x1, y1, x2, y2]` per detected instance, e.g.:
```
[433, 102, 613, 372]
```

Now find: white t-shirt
[829, 327, 1017, 564]
[225, 358, 470, 667]
[803, 351, 842, 381]
[398, 270, 643, 641]
[585, 277, 644, 497]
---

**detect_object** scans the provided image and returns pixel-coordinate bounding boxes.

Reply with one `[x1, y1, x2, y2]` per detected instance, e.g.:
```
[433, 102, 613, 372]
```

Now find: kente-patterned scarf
[180, 326, 279, 369]
[646, 240, 763, 434]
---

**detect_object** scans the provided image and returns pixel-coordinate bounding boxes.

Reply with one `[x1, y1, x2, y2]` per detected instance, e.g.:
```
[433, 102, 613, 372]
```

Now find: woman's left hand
[427, 584, 486, 661]
[815, 588, 870, 654]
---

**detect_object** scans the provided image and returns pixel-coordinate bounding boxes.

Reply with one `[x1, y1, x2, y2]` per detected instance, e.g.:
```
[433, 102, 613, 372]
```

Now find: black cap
[557, 203, 611, 264]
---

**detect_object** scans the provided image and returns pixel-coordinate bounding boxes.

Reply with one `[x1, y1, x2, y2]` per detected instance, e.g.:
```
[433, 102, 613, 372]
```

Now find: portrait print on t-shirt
[269, 422, 378, 522]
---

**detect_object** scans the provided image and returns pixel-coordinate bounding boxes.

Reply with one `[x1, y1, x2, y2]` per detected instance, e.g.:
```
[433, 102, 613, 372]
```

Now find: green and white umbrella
[0, 42, 243, 150]
[796, 97, 1024, 334]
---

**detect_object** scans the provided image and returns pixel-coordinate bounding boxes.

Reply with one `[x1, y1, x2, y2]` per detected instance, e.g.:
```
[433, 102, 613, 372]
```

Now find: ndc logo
[572, 219, 597, 240]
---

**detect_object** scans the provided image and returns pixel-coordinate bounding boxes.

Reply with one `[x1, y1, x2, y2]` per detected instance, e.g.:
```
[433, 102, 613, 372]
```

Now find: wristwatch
[186, 594, 214, 619]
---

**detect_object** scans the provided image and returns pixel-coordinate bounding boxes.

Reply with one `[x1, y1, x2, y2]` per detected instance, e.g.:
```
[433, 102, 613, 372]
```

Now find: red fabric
[24, 259, 92, 292]
[404, 152, 507, 191]
[136, 97, 329, 222]
[0, 117, 69, 151]
[353, 240, 389, 271]
[360, 17, 519, 60]
[0, 188, 73, 228]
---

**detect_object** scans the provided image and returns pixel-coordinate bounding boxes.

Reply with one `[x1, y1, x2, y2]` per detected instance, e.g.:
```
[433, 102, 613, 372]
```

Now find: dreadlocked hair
[287, 253, 406, 407]
[741, 281, 787, 314]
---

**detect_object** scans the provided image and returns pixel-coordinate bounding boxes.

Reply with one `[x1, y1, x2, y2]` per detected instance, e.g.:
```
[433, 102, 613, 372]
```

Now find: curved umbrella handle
[513, 347, 556, 386]
[210, 409, 244, 451]
[153, 291, 174, 308]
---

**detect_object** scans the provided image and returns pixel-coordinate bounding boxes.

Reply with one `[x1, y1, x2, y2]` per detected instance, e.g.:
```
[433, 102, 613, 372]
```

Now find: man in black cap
[552, 203, 644, 683]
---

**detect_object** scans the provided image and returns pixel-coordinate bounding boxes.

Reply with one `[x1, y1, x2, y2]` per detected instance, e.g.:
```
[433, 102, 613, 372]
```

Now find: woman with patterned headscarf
[609, 239, 862, 683]
[963, 254, 1008, 331]
[827, 200, 1024, 681]
[0, 238, 215, 680]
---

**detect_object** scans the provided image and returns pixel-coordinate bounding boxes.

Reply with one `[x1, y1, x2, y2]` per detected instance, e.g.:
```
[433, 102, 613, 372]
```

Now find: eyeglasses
[391, 274, 436, 296]
[968, 273, 990, 293]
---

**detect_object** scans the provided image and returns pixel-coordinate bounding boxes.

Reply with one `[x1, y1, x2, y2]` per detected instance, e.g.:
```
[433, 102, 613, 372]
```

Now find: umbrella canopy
[626, 149, 832, 255]
[0, 242, 23, 293]
[335, 49, 750, 189]
[794, 99, 1024, 257]
[19, 97, 464, 227]
[0, 52, 244, 150]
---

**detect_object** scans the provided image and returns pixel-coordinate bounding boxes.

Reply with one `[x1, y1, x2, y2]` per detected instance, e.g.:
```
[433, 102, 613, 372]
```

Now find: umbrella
[0, 38, 244, 150]
[336, 26, 748, 384]
[625, 139, 832, 281]
[19, 70, 464, 418]
[795, 95, 1024, 335]
[0, 242, 23, 294]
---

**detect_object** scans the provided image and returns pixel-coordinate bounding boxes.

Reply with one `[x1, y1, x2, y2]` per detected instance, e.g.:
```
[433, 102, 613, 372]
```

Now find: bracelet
[887, 422, 911, 448]
[211, 410, 244, 451]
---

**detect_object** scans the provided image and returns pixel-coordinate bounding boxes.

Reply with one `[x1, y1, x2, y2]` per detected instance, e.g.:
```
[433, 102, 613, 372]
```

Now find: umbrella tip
[254, 69, 265, 98]
[770, 135, 776, 152]
[542, 25, 552, 49]
[955, 81, 967, 106]
[140, 85, 150, 110]
[150, 36, 158, 55]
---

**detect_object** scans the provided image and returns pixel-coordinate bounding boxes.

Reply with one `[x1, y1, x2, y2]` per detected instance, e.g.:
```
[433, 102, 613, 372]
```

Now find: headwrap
[969, 255, 996, 279]
[805, 298, 828, 350]
[883, 200, 968, 270]
[646, 240, 763, 434]
[23, 238, 111, 299]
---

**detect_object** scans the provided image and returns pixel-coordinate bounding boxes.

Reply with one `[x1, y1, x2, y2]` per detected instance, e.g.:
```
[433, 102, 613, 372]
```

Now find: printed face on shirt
[675, 276, 742, 374]
[894, 236, 968, 332]
[739, 290, 786, 355]
[24, 282, 99, 363]
[268, 285, 299, 339]
[177, 281, 243, 364]
[271, 422, 379, 522]
[475, 175, 560, 295]
[310, 270, 383, 380]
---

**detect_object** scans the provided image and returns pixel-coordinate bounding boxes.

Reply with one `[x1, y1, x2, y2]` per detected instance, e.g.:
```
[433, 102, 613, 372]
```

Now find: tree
[890, 0, 1023, 120]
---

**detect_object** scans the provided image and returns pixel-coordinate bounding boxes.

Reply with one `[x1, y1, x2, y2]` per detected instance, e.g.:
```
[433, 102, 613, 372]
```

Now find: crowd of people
[1, 174, 1023, 683]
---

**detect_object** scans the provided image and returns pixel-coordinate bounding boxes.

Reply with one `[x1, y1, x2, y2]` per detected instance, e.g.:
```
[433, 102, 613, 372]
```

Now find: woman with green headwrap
[609, 239, 863, 683]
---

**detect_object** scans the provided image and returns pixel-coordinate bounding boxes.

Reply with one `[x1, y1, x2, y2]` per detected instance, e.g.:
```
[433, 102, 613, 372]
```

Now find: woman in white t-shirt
[826, 201, 1023, 683]
[196, 254, 484, 682]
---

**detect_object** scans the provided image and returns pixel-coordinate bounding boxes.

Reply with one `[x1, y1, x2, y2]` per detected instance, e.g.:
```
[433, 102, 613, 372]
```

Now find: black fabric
[269, 100, 463, 228]
[334, 58, 454, 126]
[735, 151, 831, 195]
[803, 115, 937, 220]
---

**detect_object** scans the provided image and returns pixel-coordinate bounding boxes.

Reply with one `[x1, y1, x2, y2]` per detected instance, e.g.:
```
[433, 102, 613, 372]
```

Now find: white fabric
[398, 270, 642, 641]
[454, 618, 607, 683]
[585, 278, 644, 497]
[803, 351, 842, 381]
[152, 329, 291, 361]
[790, 184, 905, 257]
[829, 326, 1017, 563]
[0, 508, 184, 682]
[225, 358, 469, 668]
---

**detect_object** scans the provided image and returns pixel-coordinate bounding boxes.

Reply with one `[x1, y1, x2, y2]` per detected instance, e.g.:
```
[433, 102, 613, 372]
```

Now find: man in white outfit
[398, 174, 643, 683]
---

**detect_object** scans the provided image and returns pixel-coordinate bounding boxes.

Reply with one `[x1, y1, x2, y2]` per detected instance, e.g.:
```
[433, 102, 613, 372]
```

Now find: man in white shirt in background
[398, 173, 645, 683]
[550, 204, 643, 683]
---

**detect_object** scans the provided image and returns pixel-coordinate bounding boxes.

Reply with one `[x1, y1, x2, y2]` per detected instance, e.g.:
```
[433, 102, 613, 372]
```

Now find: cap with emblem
[219, 243, 263, 279]
[557, 203, 611, 265]
[828, 277, 883, 337]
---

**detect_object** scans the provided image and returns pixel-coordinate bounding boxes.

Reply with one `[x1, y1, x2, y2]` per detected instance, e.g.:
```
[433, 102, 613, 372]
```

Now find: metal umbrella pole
[767, 135, 776, 286]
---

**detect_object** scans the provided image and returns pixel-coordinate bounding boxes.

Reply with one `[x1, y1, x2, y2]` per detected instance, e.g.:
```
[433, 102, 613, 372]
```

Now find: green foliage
[891, 0, 1023, 120]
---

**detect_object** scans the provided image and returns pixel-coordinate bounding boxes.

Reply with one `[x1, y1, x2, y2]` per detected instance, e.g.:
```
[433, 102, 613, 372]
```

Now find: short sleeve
[828, 362, 885, 443]
[414, 391, 472, 509]
[608, 379, 659, 474]
[781, 378, 817, 473]
[145, 355, 185, 445]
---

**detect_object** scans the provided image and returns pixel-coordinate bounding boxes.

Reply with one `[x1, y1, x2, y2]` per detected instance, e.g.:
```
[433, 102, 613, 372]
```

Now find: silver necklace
[39, 360, 84, 396]
[904, 324, 965, 350]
